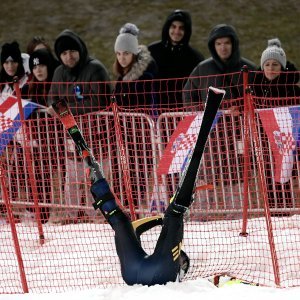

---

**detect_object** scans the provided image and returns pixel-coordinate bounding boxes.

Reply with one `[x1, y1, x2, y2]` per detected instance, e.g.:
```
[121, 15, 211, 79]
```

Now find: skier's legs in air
[90, 177, 191, 286]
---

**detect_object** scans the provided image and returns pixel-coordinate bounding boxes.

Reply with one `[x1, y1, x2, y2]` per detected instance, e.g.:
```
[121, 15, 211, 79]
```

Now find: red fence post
[0, 164, 29, 293]
[13, 77, 45, 245]
[246, 85, 281, 287]
[111, 100, 137, 220]
[240, 66, 250, 236]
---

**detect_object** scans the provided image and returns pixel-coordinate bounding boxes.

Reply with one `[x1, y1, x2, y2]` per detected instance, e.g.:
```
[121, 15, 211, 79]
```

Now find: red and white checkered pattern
[273, 130, 296, 154]
[0, 114, 13, 133]
[177, 133, 198, 151]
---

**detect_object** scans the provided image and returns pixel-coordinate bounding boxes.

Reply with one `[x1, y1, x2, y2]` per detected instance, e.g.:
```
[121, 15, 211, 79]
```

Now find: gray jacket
[183, 24, 256, 105]
[48, 29, 112, 115]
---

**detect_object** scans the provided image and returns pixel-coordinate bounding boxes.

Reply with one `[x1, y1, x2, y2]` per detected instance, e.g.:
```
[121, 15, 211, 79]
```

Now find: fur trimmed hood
[122, 45, 155, 81]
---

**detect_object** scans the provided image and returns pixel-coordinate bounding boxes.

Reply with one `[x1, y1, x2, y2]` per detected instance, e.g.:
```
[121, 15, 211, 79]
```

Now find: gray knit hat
[260, 38, 286, 69]
[114, 23, 139, 54]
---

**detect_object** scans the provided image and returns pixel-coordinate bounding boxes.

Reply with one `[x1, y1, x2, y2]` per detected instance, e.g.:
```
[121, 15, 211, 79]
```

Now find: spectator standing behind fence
[111, 23, 158, 207]
[0, 41, 31, 101]
[21, 48, 60, 224]
[112, 23, 158, 111]
[252, 38, 300, 101]
[48, 29, 112, 224]
[148, 9, 204, 109]
[48, 29, 112, 114]
[251, 38, 300, 216]
[28, 49, 59, 99]
[183, 24, 256, 217]
[183, 23, 256, 106]
[0, 42, 32, 222]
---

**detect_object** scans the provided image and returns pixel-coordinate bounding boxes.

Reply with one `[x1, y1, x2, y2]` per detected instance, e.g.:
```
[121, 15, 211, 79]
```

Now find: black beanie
[1, 41, 23, 65]
[55, 36, 81, 57]
[29, 48, 53, 72]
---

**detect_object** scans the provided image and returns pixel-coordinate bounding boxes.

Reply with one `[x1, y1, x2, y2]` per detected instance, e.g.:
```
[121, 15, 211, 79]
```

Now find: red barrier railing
[0, 70, 299, 292]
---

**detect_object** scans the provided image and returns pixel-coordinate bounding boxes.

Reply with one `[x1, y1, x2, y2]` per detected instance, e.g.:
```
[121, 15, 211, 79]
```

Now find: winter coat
[251, 62, 300, 108]
[48, 29, 112, 115]
[110, 46, 158, 201]
[148, 10, 204, 107]
[183, 24, 256, 107]
[113, 45, 158, 113]
[182, 24, 256, 187]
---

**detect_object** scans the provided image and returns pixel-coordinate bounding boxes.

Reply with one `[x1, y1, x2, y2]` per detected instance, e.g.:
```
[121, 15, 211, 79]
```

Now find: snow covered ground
[1, 214, 300, 299]
[1, 278, 300, 300]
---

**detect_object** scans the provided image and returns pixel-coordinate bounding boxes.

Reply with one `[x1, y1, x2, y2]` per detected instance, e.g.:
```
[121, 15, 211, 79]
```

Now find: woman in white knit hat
[112, 23, 158, 111]
[251, 38, 300, 218]
[252, 38, 299, 99]
[260, 38, 287, 81]
[110, 23, 158, 216]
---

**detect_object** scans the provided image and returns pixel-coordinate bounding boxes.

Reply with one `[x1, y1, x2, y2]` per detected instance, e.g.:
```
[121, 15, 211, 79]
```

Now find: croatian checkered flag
[157, 111, 222, 175]
[0, 96, 42, 155]
[257, 105, 300, 183]
[151, 87, 225, 212]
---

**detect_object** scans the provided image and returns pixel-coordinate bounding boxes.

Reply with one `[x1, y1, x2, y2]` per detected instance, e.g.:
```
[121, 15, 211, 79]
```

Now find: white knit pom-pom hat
[114, 23, 139, 54]
[260, 38, 286, 69]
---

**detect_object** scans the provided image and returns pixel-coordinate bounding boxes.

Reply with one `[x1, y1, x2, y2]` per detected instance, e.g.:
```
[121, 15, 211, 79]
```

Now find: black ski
[51, 98, 104, 183]
[172, 86, 225, 208]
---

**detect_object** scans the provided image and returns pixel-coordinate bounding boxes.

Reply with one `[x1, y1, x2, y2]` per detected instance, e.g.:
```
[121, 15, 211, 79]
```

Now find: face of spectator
[215, 37, 232, 62]
[3, 60, 18, 77]
[116, 51, 134, 68]
[60, 50, 80, 68]
[263, 59, 281, 81]
[33, 64, 48, 81]
[169, 20, 185, 45]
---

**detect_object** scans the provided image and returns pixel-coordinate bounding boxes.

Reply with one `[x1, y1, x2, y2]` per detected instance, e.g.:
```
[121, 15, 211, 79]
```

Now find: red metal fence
[0, 70, 299, 292]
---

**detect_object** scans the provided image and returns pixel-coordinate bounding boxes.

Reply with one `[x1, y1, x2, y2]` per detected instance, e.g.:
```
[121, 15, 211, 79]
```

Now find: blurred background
[0, 0, 299, 78]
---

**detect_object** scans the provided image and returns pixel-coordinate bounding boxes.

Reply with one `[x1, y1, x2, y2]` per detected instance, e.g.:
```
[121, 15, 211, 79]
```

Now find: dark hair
[28, 48, 58, 104]
[0, 41, 25, 84]
[29, 48, 55, 75]
[26, 36, 52, 55]
[0, 63, 25, 85]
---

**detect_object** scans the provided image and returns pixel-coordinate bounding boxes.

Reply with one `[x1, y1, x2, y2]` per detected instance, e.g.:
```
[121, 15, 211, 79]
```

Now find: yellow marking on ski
[131, 216, 162, 231]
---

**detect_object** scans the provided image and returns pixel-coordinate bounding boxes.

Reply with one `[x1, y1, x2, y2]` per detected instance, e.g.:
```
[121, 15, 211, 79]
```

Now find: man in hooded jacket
[48, 29, 112, 115]
[183, 24, 256, 215]
[47, 29, 112, 223]
[148, 9, 204, 108]
[183, 23, 256, 105]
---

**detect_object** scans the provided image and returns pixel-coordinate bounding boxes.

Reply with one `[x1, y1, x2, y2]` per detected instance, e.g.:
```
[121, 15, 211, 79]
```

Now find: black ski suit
[91, 179, 187, 286]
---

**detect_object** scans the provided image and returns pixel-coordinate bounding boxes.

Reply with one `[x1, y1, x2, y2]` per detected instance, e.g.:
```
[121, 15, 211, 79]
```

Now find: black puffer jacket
[48, 29, 112, 115]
